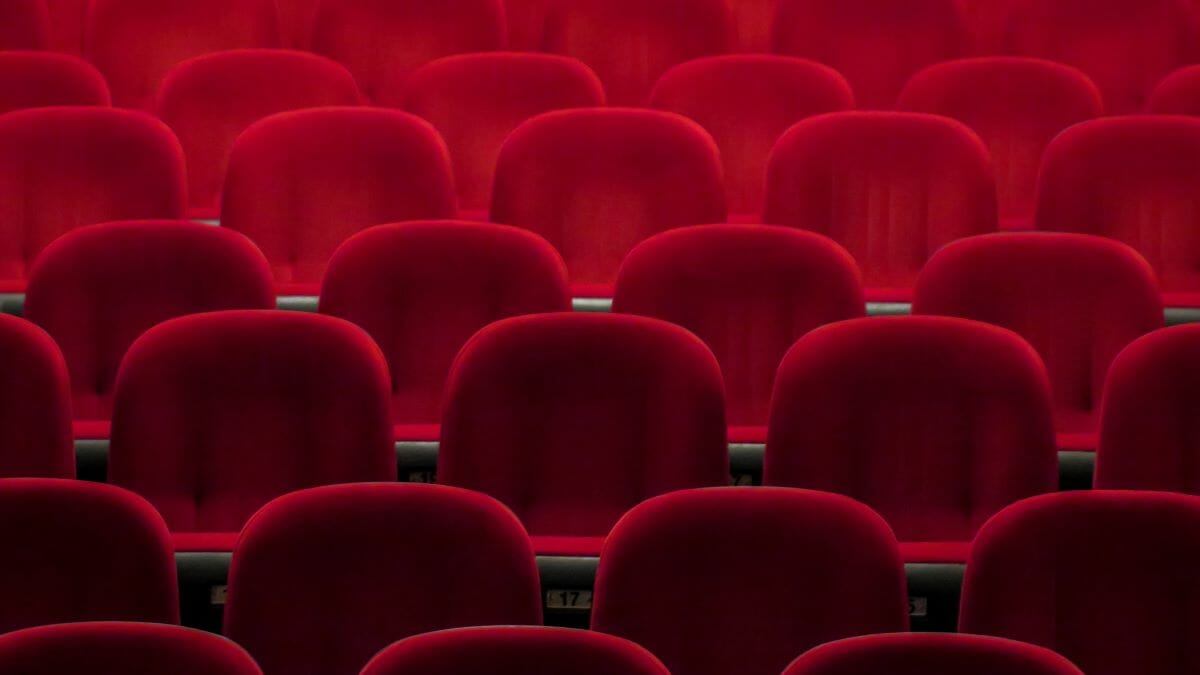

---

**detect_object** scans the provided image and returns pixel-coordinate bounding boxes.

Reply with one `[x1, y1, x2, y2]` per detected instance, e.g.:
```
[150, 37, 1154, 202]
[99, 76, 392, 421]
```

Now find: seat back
[0, 315, 73, 478]
[0, 52, 110, 114]
[0, 0, 49, 50]
[784, 634, 1084, 675]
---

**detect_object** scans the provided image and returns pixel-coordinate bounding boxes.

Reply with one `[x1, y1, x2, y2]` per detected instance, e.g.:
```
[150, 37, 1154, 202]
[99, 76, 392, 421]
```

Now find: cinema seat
[763, 112, 997, 302]
[914, 233, 1164, 452]
[491, 108, 726, 297]
[320, 221, 571, 442]
[221, 108, 457, 295]
[0, 479, 178, 633]
[44, 0, 85, 53]
[726, 0, 779, 52]
[310, 0, 505, 102]
[275, 0, 320, 48]
[613, 225, 864, 443]
[439, 313, 729, 556]
[1150, 66, 1200, 114]
[650, 55, 854, 219]
[960, 0, 1011, 53]
[592, 488, 909, 675]
[156, 49, 362, 219]
[225, 484, 542, 675]
[0, 108, 186, 292]
[542, 0, 735, 106]
[0, 52, 110, 114]
[771, 0, 971, 109]
[363, 627, 668, 675]
[0, 315, 73, 478]
[504, 0, 550, 51]
[0, 623, 262, 674]
[24, 221, 276, 441]
[960, 491, 1200, 675]
[785, 634, 1084, 675]
[1035, 116, 1200, 306]
[899, 58, 1103, 230]
[765, 316, 1057, 563]
[85, 0, 281, 110]
[108, 310, 396, 552]
[0, 0, 49, 51]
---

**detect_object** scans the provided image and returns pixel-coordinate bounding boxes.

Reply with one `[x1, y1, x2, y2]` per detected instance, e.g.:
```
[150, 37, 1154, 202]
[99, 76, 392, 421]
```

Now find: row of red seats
[0, 478, 1185, 675]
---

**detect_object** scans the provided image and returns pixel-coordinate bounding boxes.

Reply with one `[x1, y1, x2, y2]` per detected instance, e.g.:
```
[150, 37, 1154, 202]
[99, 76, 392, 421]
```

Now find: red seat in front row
[0, 52, 110, 115]
[0, 315, 73, 478]
[786, 634, 1084, 675]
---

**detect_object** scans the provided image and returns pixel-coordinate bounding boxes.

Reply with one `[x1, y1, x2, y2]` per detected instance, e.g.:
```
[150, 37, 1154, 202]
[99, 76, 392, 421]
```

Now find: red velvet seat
[1150, 66, 1200, 114]
[0, 315, 73, 478]
[960, 491, 1200, 675]
[108, 310, 396, 551]
[221, 108, 457, 295]
[0, 52, 109, 114]
[899, 58, 1103, 230]
[320, 221, 571, 441]
[439, 313, 729, 556]
[25, 221, 276, 441]
[0, 108, 186, 292]
[960, 0, 1011, 54]
[43, 0, 82, 53]
[914, 233, 1164, 452]
[0, 623, 261, 674]
[726, 0, 779, 52]
[275, 0, 320, 48]
[542, 0, 735, 106]
[765, 316, 1057, 563]
[785, 634, 1084, 675]
[225, 483, 542, 675]
[0, 0, 49, 51]
[503, 0, 550, 51]
[85, 0, 280, 110]
[771, 0, 971, 109]
[650, 55, 854, 220]
[763, 112, 997, 302]
[613, 225, 864, 443]
[0, 479, 178, 632]
[592, 488, 909, 675]
[1035, 116, 1200, 307]
[491, 108, 726, 297]
[156, 49, 362, 219]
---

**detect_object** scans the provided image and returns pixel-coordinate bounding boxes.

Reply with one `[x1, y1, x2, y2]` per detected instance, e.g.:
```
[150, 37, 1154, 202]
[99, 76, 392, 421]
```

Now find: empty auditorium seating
[0, 52, 110, 114]
[763, 112, 997, 301]
[960, 491, 1200, 675]
[491, 109, 726, 296]
[914, 233, 1164, 451]
[0, 0, 49, 51]
[225, 483, 542, 675]
[0, 479, 178, 632]
[771, 0, 971, 109]
[320, 221, 572, 441]
[542, 0, 735, 106]
[393, 53, 605, 218]
[0, 315, 73, 478]
[899, 58, 1103, 229]
[310, 0, 506, 102]
[650, 55, 854, 219]
[43, 0, 85, 53]
[156, 49, 362, 219]
[439, 313, 728, 556]
[0, 623, 262, 674]
[108, 310, 396, 551]
[275, 0, 320, 48]
[592, 488, 909, 675]
[363, 627, 668, 675]
[221, 108, 457, 294]
[85, 0, 281, 110]
[784, 634, 1084, 675]
[764, 316, 1057, 562]
[0, 108, 186, 292]
[613, 225, 864, 442]
[1150, 66, 1200, 114]
[997, 0, 1198, 114]
[24, 221, 276, 441]
[1035, 116, 1200, 306]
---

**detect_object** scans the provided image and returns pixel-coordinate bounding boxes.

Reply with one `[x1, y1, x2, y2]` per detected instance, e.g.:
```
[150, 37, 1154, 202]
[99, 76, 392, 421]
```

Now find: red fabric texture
[0, 479, 178, 632]
[503, 0, 552, 50]
[0, 52, 110, 114]
[1150, 65, 1200, 114]
[225, 483, 542, 675]
[785, 634, 1084, 675]
[960, 491, 1200, 675]
[0, 0, 49, 50]
[763, 111, 997, 300]
[221, 108, 457, 291]
[393, 53, 605, 214]
[25, 221, 276, 431]
[765, 316, 1057, 555]
[650, 56, 854, 218]
[491, 108, 726, 295]
[542, 0, 735, 106]
[0, 315, 74, 478]
[156, 49, 362, 218]
[320, 221, 571, 428]
[727, 0, 780, 52]
[960, 0, 1011, 53]
[899, 57, 1103, 229]
[274, 0, 320, 48]
[44, 0, 84, 53]
[108, 310, 396, 535]
[771, 0, 971, 109]
[613, 225, 865, 430]
[439, 313, 729, 541]
[0, 108, 186, 292]
[592, 488, 909, 675]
